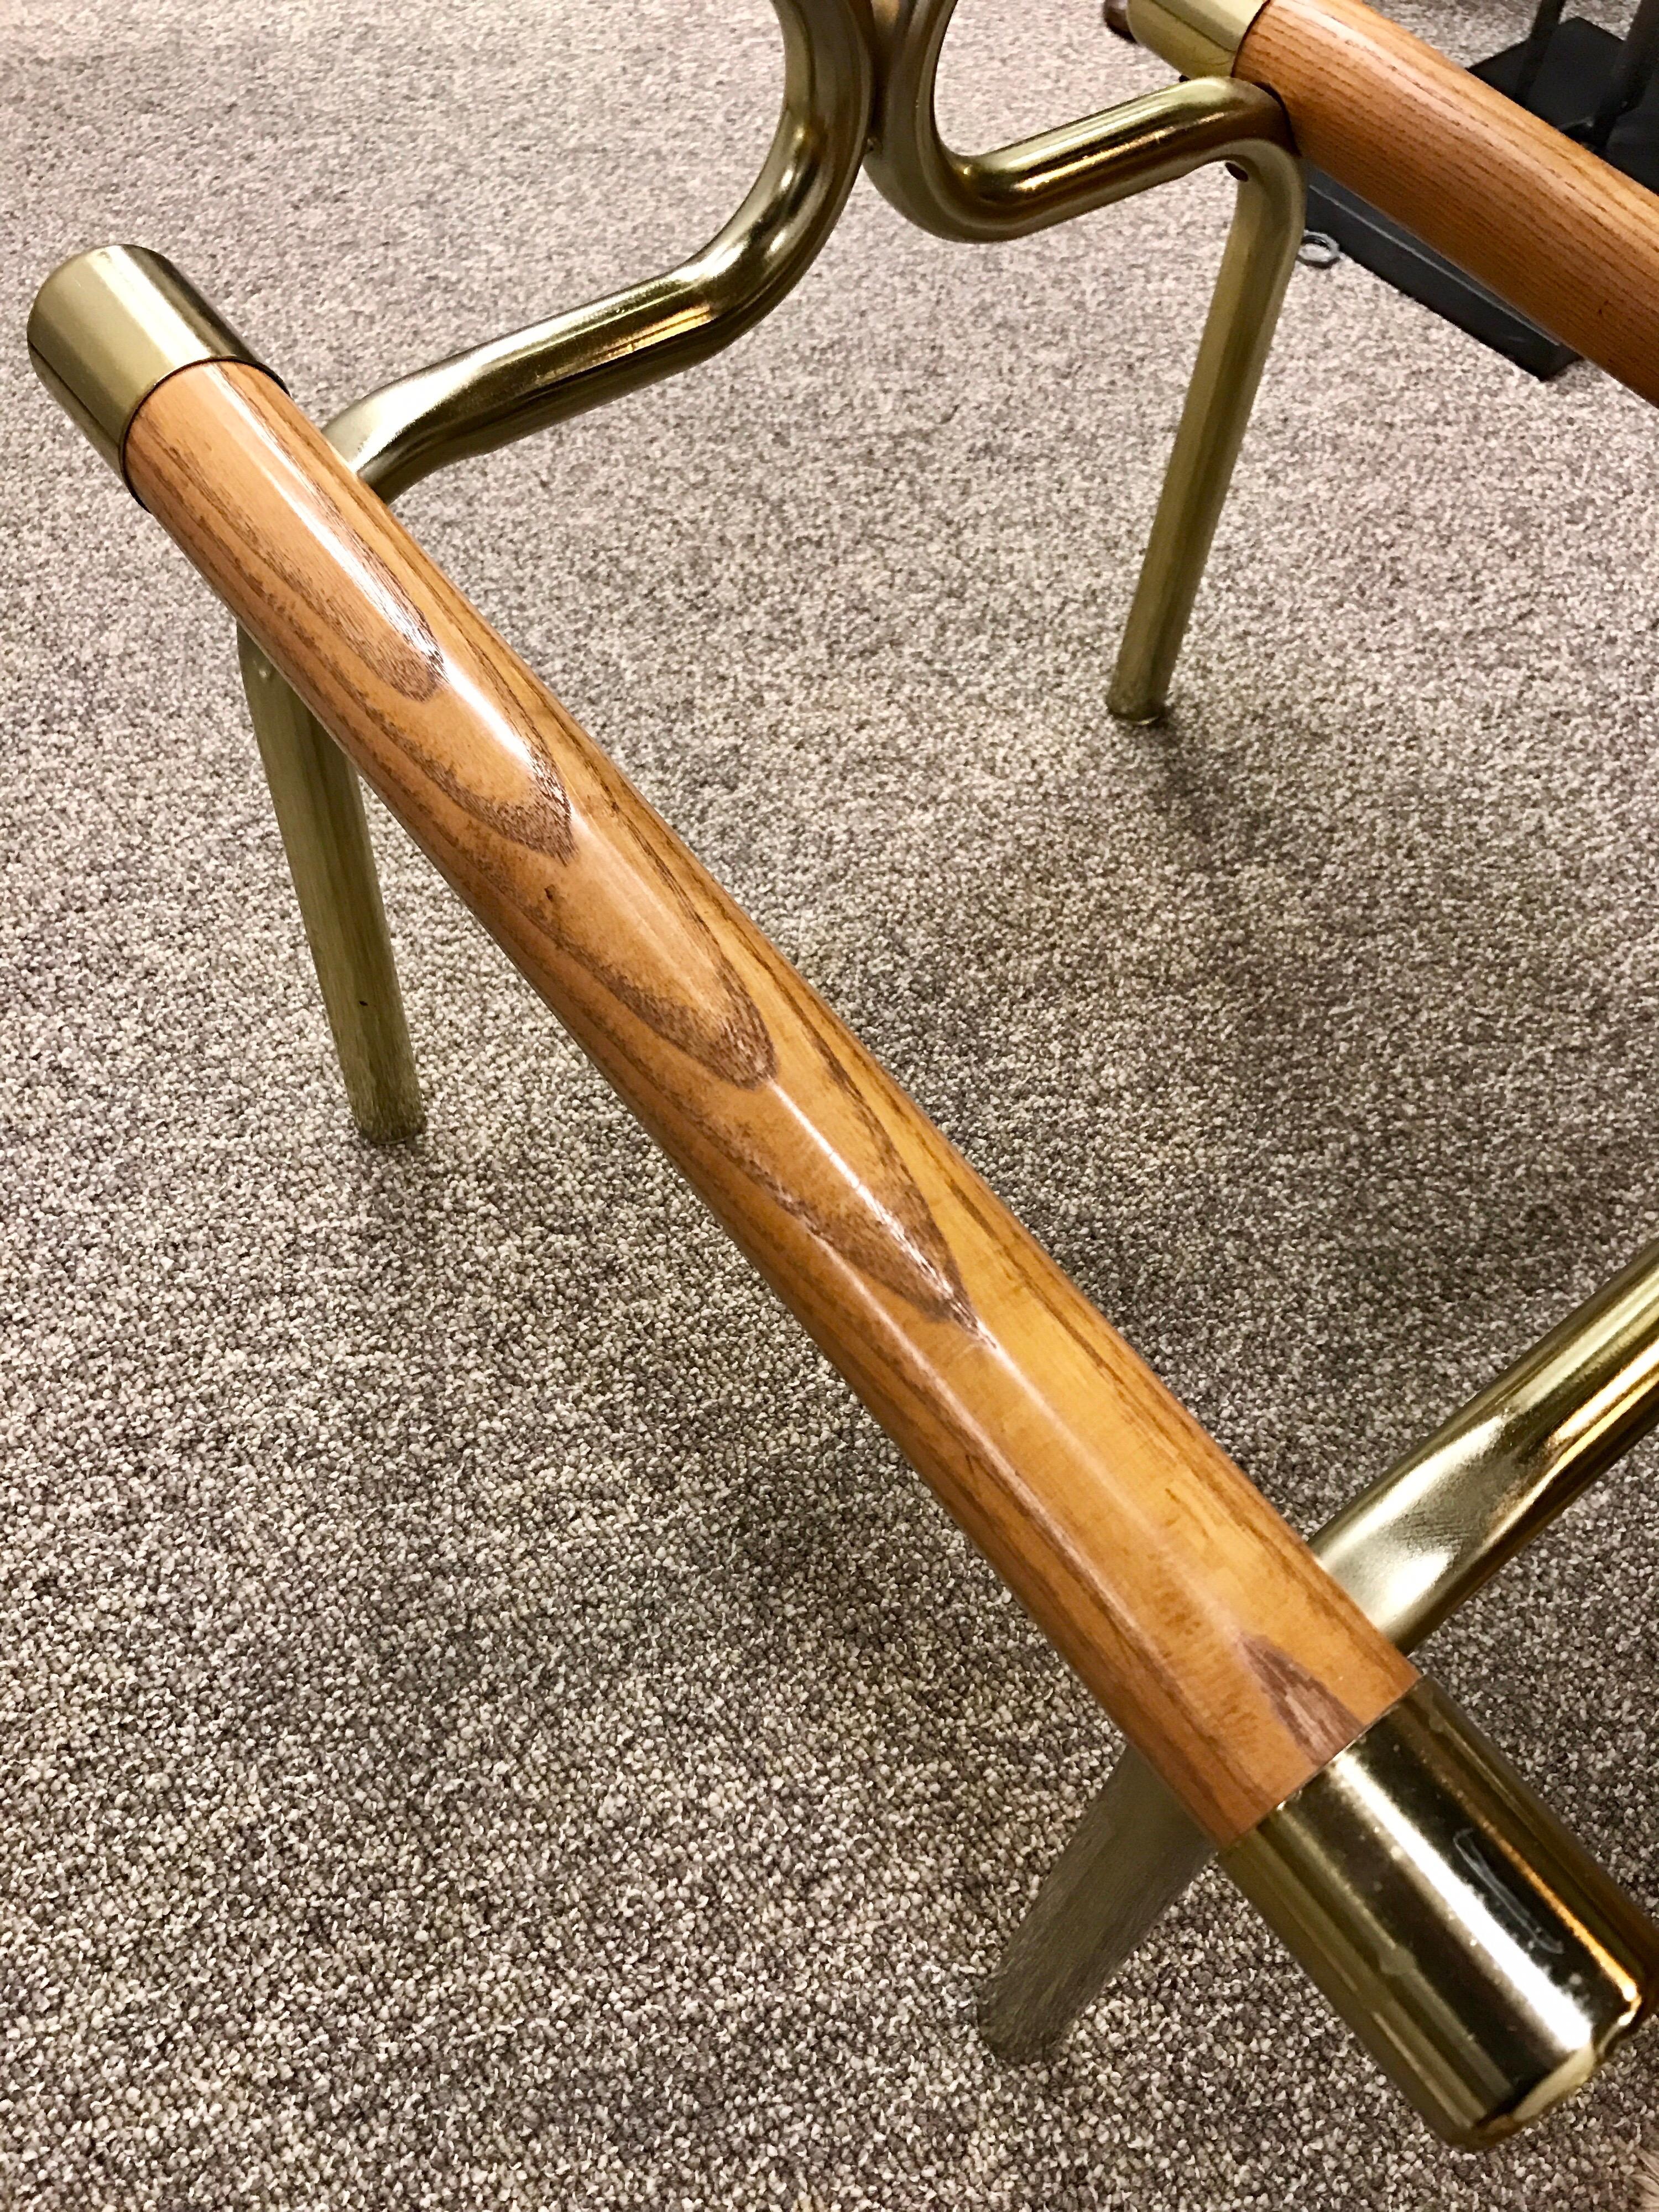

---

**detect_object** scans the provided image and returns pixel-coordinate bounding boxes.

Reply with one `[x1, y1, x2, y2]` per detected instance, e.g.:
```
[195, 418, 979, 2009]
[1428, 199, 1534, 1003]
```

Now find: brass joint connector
[27, 244, 281, 489]
[1126, 0, 1267, 76]
[1225, 1679, 1658, 2145]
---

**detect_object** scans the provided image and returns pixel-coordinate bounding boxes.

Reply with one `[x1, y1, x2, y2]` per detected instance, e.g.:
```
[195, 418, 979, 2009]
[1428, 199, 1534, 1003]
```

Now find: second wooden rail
[1131, 0, 1659, 406]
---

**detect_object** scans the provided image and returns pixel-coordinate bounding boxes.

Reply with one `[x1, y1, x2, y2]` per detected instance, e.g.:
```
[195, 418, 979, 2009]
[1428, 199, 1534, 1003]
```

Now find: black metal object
[1303, 3, 1659, 378]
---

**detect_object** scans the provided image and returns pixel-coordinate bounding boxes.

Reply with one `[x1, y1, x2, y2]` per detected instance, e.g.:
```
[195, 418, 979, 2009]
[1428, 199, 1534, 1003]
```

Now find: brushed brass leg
[980, 1746, 1212, 2062]
[1108, 153, 1306, 724]
[237, 630, 425, 1142]
[980, 1238, 1659, 2058]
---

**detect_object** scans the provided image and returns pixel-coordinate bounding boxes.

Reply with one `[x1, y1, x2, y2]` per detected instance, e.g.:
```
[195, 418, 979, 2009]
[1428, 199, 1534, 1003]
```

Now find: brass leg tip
[1107, 687, 1169, 726]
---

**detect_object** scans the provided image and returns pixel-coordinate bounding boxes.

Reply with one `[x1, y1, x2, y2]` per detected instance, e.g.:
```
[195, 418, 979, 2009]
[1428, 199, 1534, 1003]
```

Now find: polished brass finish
[1316, 1239, 1659, 1641]
[981, 1239, 1659, 2062]
[865, 9, 1289, 241]
[327, 0, 872, 499]
[27, 244, 278, 481]
[1224, 1679, 1657, 2145]
[864, 0, 1303, 724]
[1128, 0, 1270, 77]
[28, 247, 423, 1140]
[237, 634, 425, 1143]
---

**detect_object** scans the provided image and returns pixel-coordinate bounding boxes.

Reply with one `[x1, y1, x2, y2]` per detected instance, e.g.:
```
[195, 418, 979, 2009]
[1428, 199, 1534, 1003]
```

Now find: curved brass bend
[863, 0, 1305, 721]
[234, 0, 873, 1141]
[330, 0, 873, 501]
[865, 0, 1293, 241]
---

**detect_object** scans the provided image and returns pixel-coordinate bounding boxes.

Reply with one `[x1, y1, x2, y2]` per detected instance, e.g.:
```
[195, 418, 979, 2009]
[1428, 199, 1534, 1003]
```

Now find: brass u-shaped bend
[863, 0, 1305, 720]
[865, 0, 1290, 238]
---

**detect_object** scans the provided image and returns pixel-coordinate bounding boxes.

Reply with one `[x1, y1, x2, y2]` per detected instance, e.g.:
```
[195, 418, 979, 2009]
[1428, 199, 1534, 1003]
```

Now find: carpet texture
[4, 0, 1658, 2204]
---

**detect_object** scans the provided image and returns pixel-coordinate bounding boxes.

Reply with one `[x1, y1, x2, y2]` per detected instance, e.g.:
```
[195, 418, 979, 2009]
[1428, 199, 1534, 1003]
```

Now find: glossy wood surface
[1238, 0, 1659, 407]
[124, 361, 1416, 1844]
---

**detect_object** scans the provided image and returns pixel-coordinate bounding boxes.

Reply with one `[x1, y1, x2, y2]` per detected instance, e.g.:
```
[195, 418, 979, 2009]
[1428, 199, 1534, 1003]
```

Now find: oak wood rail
[121, 357, 1416, 1848]
[1234, 0, 1659, 405]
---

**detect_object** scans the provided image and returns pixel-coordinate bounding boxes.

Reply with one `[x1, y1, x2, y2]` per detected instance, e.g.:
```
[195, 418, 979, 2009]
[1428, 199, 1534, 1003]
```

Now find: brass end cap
[1223, 1678, 1656, 2146]
[27, 245, 281, 487]
[1125, 0, 1267, 76]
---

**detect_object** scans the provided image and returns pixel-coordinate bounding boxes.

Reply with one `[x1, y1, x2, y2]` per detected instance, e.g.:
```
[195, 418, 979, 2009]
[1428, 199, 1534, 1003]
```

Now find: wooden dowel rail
[1132, 0, 1659, 409]
[1240, 0, 1659, 404]
[118, 354, 1416, 1848]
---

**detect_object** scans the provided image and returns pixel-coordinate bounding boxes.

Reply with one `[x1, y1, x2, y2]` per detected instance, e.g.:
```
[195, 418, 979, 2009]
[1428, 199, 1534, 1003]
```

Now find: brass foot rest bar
[982, 1237, 1659, 2060]
[29, 247, 1659, 2147]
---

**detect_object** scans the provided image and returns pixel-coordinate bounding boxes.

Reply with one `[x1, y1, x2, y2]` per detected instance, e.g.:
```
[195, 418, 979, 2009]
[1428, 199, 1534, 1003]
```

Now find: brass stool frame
[216, 0, 1656, 2099]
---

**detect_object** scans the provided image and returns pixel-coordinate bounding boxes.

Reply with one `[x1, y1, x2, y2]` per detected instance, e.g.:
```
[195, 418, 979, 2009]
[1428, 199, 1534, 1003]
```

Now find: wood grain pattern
[125, 361, 1416, 1844]
[1238, 0, 1659, 406]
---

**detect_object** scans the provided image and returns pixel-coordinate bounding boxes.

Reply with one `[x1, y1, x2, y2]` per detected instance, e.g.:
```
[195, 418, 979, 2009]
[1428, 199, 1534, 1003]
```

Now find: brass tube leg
[979, 1749, 1212, 2062]
[980, 1239, 1659, 2059]
[1107, 151, 1305, 723]
[237, 630, 424, 1142]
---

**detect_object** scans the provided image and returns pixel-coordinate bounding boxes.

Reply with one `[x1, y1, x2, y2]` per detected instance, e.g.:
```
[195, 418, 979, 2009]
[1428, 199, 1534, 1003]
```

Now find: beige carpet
[3, 0, 1657, 2203]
